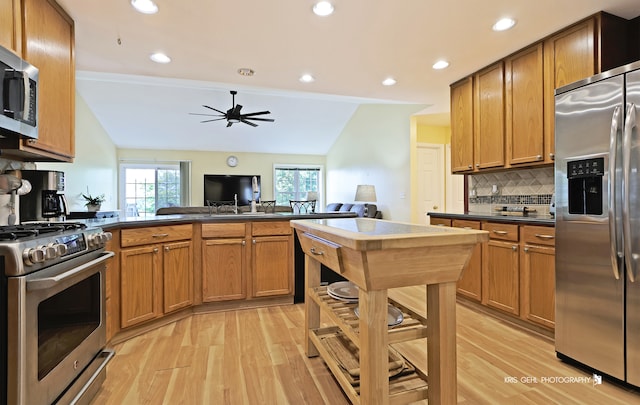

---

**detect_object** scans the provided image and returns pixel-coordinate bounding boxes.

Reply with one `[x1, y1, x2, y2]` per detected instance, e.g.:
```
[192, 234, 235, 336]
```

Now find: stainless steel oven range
[0, 222, 114, 405]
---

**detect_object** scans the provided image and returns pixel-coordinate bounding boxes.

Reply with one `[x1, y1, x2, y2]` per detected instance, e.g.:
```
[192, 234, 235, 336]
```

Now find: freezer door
[555, 74, 625, 380]
[626, 68, 640, 386]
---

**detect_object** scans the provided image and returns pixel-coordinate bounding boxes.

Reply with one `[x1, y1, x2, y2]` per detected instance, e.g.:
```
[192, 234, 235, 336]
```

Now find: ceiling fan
[190, 90, 274, 127]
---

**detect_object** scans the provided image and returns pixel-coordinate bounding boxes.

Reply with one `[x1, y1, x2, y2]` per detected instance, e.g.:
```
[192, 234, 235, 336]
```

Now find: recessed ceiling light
[313, 1, 334, 16]
[131, 0, 158, 14]
[150, 52, 171, 64]
[432, 60, 449, 70]
[300, 74, 315, 83]
[237, 68, 255, 76]
[382, 77, 397, 86]
[493, 17, 516, 31]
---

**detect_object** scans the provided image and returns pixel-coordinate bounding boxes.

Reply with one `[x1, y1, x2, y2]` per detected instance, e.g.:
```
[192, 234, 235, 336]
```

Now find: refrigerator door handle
[623, 102, 638, 282]
[609, 105, 623, 280]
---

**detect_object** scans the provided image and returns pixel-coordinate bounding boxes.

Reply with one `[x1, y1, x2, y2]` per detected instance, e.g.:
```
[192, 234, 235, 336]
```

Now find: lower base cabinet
[520, 225, 556, 328]
[452, 219, 482, 301]
[484, 239, 520, 315]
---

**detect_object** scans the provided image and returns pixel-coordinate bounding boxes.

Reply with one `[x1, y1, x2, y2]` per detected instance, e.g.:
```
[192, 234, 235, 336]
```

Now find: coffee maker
[19, 170, 69, 221]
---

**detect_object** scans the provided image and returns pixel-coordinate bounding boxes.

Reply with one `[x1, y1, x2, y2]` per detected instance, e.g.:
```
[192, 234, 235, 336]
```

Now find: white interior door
[417, 144, 445, 224]
[446, 144, 465, 213]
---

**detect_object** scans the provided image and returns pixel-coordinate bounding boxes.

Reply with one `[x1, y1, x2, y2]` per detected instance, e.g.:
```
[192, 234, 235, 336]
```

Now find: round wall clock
[226, 155, 238, 167]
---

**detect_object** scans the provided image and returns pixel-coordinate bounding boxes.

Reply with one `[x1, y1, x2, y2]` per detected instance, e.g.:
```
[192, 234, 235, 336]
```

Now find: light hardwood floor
[92, 290, 640, 405]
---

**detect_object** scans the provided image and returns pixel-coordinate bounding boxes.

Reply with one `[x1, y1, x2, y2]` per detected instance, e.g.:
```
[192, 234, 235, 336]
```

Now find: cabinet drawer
[452, 219, 480, 230]
[521, 225, 555, 246]
[202, 222, 247, 238]
[429, 217, 451, 227]
[252, 221, 292, 236]
[298, 232, 343, 273]
[482, 222, 519, 242]
[121, 224, 192, 247]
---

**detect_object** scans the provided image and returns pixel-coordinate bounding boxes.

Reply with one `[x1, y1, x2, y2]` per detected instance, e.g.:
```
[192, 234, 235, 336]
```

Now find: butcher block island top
[290, 218, 489, 405]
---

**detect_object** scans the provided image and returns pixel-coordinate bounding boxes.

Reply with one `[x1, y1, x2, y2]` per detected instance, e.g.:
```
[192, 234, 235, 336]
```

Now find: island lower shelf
[308, 285, 430, 404]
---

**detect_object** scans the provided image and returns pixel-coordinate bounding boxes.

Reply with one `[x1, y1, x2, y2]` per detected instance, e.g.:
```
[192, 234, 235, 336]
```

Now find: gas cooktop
[0, 222, 86, 241]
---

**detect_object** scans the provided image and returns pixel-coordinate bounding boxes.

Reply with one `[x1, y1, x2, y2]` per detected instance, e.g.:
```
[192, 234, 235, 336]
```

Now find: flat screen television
[204, 174, 261, 206]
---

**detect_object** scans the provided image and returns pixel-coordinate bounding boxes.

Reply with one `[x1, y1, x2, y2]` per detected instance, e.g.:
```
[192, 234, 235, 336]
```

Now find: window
[274, 165, 322, 206]
[120, 162, 191, 216]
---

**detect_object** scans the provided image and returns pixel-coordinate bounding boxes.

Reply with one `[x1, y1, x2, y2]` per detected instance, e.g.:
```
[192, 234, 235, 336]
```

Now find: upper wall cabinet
[0, 0, 21, 53]
[474, 62, 505, 170]
[450, 77, 474, 172]
[506, 43, 544, 166]
[451, 12, 633, 174]
[0, 0, 74, 162]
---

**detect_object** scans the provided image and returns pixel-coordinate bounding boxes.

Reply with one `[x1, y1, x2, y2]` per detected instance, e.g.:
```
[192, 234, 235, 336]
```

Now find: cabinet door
[252, 235, 292, 297]
[544, 18, 596, 163]
[0, 0, 20, 52]
[506, 44, 545, 166]
[483, 239, 519, 315]
[452, 219, 482, 301]
[450, 77, 474, 172]
[120, 245, 161, 328]
[202, 238, 246, 301]
[521, 244, 555, 328]
[21, 0, 74, 161]
[474, 62, 505, 170]
[163, 240, 193, 314]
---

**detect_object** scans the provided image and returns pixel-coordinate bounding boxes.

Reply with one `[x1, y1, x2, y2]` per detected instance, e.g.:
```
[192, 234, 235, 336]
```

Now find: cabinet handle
[164, 246, 170, 251]
[310, 247, 324, 256]
[549, 153, 555, 160]
[468, 164, 472, 169]
[153, 248, 158, 253]
[536, 154, 542, 160]
[475, 163, 480, 168]
[492, 230, 508, 235]
[534, 234, 554, 240]
[512, 245, 518, 251]
[242, 240, 246, 246]
[27, 139, 37, 144]
[524, 246, 529, 253]
[152, 233, 169, 238]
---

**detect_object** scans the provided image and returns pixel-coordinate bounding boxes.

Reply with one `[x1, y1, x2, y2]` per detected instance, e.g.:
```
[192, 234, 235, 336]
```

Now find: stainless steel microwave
[0, 44, 38, 139]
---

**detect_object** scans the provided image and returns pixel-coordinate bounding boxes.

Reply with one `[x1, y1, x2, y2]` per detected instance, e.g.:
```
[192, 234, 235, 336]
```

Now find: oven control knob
[88, 231, 112, 248]
[23, 247, 46, 265]
[43, 245, 57, 260]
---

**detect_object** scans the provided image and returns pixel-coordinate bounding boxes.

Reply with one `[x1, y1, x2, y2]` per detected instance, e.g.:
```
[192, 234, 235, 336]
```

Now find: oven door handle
[26, 251, 115, 291]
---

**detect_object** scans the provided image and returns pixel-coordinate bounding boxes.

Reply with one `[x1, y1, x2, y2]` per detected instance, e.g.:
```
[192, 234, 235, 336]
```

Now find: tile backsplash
[468, 167, 554, 215]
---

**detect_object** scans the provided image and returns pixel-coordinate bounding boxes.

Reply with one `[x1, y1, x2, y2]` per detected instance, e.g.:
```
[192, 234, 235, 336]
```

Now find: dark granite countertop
[76, 211, 358, 230]
[428, 211, 555, 226]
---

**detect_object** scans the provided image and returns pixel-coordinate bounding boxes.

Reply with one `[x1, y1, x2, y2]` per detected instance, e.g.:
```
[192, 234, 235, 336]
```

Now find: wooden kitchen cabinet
[429, 217, 451, 227]
[520, 225, 556, 329]
[450, 77, 474, 173]
[0, 0, 21, 53]
[201, 223, 247, 302]
[506, 43, 545, 166]
[482, 222, 519, 315]
[163, 240, 193, 313]
[0, 0, 75, 161]
[474, 62, 505, 170]
[452, 219, 482, 302]
[119, 224, 193, 328]
[251, 221, 293, 297]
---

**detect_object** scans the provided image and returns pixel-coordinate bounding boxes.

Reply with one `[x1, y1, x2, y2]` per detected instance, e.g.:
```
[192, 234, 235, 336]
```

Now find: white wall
[37, 94, 118, 212]
[326, 104, 427, 222]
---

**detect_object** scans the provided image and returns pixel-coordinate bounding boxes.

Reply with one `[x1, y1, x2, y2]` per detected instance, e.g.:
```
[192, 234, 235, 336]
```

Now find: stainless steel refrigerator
[555, 60, 640, 386]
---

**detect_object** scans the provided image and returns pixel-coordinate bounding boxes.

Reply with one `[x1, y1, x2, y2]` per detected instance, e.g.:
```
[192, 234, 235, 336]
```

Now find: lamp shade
[354, 185, 377, 202]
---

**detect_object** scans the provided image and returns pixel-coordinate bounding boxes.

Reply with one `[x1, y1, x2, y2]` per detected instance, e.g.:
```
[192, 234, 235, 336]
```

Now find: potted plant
[82, 192, 105, 212]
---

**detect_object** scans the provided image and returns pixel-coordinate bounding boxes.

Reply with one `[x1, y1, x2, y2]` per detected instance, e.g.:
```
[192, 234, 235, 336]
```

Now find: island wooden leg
[359, 288, 389, 405]
[304, 256, 321, 357]
[427, 281, 457, 404]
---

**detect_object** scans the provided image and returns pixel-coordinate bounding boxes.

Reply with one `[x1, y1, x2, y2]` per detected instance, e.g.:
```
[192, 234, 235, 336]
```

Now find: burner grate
[0, 222, 86, 241]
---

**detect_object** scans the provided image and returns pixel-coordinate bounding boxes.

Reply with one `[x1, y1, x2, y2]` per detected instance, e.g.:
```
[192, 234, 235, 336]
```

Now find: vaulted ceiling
[57, 0, 640, 154]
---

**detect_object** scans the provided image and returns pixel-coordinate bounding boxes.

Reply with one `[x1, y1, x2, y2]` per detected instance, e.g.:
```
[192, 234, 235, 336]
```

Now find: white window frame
[273, 164, 324, 208]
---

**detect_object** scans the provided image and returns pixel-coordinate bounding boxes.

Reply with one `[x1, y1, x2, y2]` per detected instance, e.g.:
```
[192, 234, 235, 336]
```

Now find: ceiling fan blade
[190, 112, 224, 117]
[241, 119, 258, 127]
[243, 117, 275, 122]
[201, 118, 227, 123]
[203, 105, 227, 115]
[242, 111, 271, 117]
[232, 104, 243, 115]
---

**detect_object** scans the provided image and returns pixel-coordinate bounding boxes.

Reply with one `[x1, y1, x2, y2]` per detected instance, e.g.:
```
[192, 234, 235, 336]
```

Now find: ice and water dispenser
[567, 157, 604, 215]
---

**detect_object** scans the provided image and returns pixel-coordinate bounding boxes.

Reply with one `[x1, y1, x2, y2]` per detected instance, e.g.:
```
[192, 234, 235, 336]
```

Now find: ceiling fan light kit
[189, 90, 275, 127]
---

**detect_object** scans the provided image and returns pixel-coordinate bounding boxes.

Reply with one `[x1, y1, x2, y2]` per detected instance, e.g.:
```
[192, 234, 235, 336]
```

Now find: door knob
[433, 205, 438, 210]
